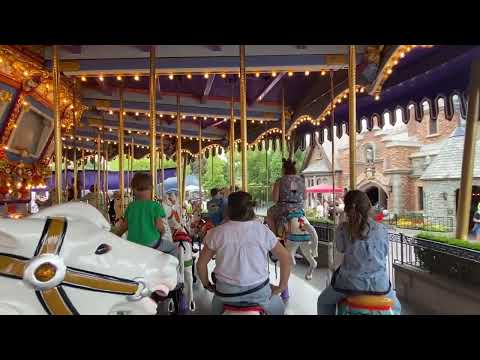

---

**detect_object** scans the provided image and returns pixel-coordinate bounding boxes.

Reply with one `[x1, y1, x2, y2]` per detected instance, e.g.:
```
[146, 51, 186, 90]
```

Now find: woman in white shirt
[196, 191, 291, 315]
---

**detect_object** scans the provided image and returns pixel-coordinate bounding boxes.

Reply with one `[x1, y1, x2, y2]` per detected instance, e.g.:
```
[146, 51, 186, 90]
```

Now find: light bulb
[321, 70, 326, 76]
[81, 76, 87, 82]
[187, 74, 192, 79]
[134, 75, 140, 81]
[305, 70, 310, 76]
[116, 75, 122, 81]
[272, 71, 277, 77]
[255, 72, 260, 78]
[168, 74, 174, 80]
[221, 73, 226, 78]
[99, 76, 104, 82]
[204, 73, 209, 79]
[109, 110, 113, 115]
[375, 94, 380, 101]
[288, 71, 293, 77]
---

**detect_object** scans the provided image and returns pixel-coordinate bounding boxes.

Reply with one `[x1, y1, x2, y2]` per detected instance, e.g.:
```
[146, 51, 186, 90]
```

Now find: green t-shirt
[124, 200, 166, 247]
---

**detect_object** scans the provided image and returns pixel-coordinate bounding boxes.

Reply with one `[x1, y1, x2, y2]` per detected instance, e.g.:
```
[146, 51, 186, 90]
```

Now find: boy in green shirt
[114, 173, 174, 253]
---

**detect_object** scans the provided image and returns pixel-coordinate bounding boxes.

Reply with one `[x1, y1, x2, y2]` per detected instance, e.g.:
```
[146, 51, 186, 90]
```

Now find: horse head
[0, 202, 178, 315]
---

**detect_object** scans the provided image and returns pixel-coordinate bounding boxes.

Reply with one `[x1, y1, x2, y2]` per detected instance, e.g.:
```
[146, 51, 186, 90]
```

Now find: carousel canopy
[0, 45, 478, 166]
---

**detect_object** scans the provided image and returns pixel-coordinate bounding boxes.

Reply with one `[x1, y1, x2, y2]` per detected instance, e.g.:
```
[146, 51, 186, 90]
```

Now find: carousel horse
[0, 202, 178, 315]
[189, 211, 215, 253]
[163, 195, 196, 313]
[284, 210, 318, 280]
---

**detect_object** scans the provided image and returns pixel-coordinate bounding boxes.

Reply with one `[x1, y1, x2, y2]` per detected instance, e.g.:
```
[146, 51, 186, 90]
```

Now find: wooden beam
[248, 72, 285, 106]
[62, 45, 82, 54]
[201, 74, 216, 103]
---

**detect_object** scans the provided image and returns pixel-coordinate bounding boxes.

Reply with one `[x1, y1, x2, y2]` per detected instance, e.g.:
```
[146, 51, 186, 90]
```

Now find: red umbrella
[306, 184, 344, 194]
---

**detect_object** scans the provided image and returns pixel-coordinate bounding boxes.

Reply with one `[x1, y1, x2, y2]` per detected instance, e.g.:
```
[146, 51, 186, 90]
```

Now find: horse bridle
[0, 217, 150, 315]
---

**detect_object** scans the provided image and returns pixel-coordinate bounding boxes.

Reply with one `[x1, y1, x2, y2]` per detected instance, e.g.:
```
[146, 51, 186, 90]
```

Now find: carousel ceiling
[1, 45, 478, 163]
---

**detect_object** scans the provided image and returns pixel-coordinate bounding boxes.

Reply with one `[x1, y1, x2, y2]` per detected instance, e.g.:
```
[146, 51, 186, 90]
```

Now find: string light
[109, 110, 113, 115]
[305, 71, 310, 76]
[134, 75, 140, 81]
[81, 76, 87, 82]
[288, 71, 293, 77]
[255, 72, 260, 78]
[272, 71, 277, 77]
[187, 74, 192, 79]
[321, 70, 326, 76]
[160, 114, 163, 118]
[116, 75, 122, 81]
[221, 73, 226, 79]
[387, 68, 393, 75]
[204, 73, 209, 79]
[99, 75, 104, 82]
[123, 111, 126, 115]
[23, 71, 28, 77]
[135, 112, 139, 116]
[171, 114, 175, 119]
[193, 116, 197, 120]
[168, 74, 174, 80]
[375, 94, 380, 101]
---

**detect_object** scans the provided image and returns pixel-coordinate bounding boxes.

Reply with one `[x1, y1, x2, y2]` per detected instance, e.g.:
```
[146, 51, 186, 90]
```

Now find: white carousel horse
[163, 196, 195, 313]
[284, 210, 318, 280]
[0, 202, 178, 315]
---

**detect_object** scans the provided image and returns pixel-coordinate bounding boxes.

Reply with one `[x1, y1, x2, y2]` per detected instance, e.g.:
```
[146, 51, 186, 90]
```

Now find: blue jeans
[212, 280, 285, 315]
[317, 285, 402, 315]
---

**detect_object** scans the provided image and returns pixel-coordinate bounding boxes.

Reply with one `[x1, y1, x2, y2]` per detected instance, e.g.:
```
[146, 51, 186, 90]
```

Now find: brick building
[301, 98, 476, 229]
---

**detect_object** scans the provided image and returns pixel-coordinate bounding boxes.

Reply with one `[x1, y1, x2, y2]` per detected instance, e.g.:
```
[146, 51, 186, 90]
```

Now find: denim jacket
[334, 219, 390, 293]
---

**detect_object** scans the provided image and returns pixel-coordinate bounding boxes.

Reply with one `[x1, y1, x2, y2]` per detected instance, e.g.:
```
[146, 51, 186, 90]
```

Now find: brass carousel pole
[130, 136, 134, 197]
[281, 86, 286, 158]
[198, 119, 203, 202]
[104, 141, 109, 209]
[72, 78, 78, 200]
[176, 95, 183, 216]
[182, 155, 187, 209]
[82, 148, 85, 196]
[63, 153, 68, 201]
[126, 143, 130, 197]
[159, 118, 165, 197]
[149, 46, 157, 199]
[229, 82, 235, 191]
[330, 70, 337, 223]
[96, 130, 101, 208]
[348, 45, 357, 190]
[456, 61, 480, 240]
[52, 45, 62, 204]
[239, 45, 248, 191]
[118, 86, 125, 213]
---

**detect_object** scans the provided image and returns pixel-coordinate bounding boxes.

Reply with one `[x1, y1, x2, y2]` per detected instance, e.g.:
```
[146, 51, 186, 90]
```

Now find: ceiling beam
[249, 72, 285, 106]
[62, 45, 82, 54]
[201, 74, 215, 103]
[205, 45, 223, 52]
[130, 45, 152, 53]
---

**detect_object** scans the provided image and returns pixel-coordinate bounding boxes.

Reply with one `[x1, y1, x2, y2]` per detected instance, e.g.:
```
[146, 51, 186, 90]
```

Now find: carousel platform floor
[186, 261, 421, 315]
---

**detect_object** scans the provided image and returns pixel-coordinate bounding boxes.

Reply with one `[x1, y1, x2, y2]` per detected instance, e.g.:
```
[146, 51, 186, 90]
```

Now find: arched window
[364, 143, 375, 164]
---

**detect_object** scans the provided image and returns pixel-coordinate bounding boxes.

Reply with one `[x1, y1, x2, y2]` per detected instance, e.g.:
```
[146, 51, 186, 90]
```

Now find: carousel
[0, 45, 479, 315]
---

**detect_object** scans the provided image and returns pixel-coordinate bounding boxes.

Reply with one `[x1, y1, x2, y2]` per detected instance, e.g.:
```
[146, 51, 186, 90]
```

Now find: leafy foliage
[416, 232, 480, 251]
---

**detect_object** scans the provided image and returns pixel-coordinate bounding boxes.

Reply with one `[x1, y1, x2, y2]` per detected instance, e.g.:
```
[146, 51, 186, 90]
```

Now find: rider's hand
[204, 282, 215, 293]
[270, 284, 283, 298]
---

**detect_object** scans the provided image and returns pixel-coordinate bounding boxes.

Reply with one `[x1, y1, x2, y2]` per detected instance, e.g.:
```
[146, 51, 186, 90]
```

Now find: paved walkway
[180, 260, 420, 315]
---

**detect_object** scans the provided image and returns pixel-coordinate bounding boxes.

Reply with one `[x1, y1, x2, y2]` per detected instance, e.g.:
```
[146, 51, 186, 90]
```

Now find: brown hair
[282, 158, 297, 175]
[131, 173, 152, 192]
[227, 191, 256, 221]
[343, 190, 372, 240]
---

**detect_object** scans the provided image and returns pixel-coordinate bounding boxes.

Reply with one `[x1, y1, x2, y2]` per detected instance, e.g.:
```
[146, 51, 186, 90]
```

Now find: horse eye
[95, 243, 112, 255]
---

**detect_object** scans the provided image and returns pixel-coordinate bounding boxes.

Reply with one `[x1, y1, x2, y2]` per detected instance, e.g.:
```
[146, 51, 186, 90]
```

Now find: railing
[386, 214, 455, 233]
[387, 232, 480, 289]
